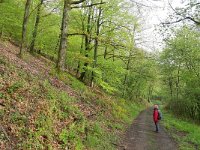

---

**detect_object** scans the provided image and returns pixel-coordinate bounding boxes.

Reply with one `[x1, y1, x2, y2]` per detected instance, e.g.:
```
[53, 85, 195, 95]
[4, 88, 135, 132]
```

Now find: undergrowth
[0, 56, 145, 149]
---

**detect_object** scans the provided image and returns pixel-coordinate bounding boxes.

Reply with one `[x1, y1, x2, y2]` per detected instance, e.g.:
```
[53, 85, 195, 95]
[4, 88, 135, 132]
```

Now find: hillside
[0, 40, 145, 149]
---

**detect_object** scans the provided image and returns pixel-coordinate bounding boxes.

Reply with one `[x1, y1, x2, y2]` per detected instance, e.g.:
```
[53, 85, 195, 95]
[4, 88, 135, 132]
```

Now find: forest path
[120, 108, 177, 150]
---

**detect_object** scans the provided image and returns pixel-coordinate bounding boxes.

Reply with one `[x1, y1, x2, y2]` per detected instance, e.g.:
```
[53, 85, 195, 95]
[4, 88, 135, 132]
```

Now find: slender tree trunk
[176, 65, 180, 100]
[122, 51, 131, 97]
[56, 0, 70, 72]
[0, 25, 3, 38]
[30, 0, 44, 53]
[19, 0, 32, 57]
[112, 49, 115, 61]
[122, 28, 135, 97]
[76, 35, 84, 77]
[91, 4, 102, 86]
[168, 76, 173, 101]
[79, 35, 89, 81]
[76, 13, 85, 77]
[103, 46, 107, 59]
[79, 6, 92, 81]
[148, 85, 153, 103]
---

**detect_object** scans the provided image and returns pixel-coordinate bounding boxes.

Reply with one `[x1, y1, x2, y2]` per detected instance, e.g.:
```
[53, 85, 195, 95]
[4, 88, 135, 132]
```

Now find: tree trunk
[168, 76, 173, 101]
[112, 49, 115, 61]
[148, 85, 153, 103]
[79, 6, 92, 81]
[0, 25, 3, 38]
[76, 35, 85, 77]
[30, 0, 44, 53]
[103, 46, 107, 59]
[175, 65, 180, 100]
[122, 51, 131, 97]
[91, 3, 102, 86]
[76, 13, 86, 77]
[19, 0, 32, 57]
[122, 28, 135, 97]
[56, 0, 70, 72]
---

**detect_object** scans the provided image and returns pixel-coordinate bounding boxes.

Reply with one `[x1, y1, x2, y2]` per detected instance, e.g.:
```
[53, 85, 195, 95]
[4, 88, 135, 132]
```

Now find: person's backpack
[158, 110, 162, 120]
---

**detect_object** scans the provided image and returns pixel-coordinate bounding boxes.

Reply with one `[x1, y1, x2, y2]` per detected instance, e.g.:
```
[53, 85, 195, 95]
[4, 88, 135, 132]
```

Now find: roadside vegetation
[163, 111, 200, 150]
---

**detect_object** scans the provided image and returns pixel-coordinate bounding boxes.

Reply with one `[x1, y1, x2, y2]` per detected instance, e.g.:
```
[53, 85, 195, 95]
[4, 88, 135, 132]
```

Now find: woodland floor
[120, 108, 178, 150]
[0, 40, 77, 97]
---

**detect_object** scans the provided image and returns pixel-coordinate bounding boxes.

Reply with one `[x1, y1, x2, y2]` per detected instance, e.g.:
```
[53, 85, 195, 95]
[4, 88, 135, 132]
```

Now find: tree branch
[129, 0, 151, 8]
[71, 0, 86, 5]
[165, 1, 200, 25]
[162, 17, 200, 25]
[67, 33, 86, 36]
[71, 2, 106, 9]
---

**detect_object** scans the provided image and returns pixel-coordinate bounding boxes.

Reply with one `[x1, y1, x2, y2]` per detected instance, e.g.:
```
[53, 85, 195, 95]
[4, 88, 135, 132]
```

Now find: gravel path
[120, 108, 177, 150]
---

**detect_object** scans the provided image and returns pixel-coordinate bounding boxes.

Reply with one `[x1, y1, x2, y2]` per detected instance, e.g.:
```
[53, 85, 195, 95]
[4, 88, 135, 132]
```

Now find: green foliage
[0, 0, 156, 102]
[0, 0, 152, 149]
[0, 92, 4, 98]
[160, 27, 200, 121]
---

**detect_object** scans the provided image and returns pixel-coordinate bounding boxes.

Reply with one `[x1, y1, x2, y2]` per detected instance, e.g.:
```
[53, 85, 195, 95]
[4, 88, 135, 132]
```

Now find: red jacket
[153, 108, 159, 123]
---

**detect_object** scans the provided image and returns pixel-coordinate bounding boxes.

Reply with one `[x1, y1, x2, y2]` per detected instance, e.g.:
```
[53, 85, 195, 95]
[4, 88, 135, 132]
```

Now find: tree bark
[56, 0, 70, 72]
[79, 5, 92, 81]
[76, 11, 86, 77]
[19, 0, 32, 57]
[30, 0, 44, 53]
[0, 25, 3, 38]
[103, 46, 107, 59]
[91, 2, 102, 86]
[76, 34, 85, 77]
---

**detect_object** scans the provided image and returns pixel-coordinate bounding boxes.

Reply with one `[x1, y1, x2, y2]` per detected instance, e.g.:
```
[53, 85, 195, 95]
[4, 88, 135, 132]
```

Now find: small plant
[10, 111, 27, 126]
[0, 92, 4, 98]
[7, 82, 22, 94]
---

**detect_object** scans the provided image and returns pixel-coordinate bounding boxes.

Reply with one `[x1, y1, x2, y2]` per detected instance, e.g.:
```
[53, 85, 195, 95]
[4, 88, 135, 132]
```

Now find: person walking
[153, 104, 161, 132]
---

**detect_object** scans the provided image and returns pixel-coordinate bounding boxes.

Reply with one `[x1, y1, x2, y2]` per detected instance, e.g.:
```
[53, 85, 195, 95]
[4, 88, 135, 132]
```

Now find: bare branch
[71, 0, 86, 5]
[67, 33, 86, 36]
[163, 1, 200, 25]
[129, 0, 152, 8]
[71, 2, 106, 9]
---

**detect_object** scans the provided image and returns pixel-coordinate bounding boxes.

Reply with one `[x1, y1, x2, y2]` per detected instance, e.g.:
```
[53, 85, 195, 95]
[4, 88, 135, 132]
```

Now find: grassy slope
[0, 41, 145, 149]
[162, 110, 200, 150]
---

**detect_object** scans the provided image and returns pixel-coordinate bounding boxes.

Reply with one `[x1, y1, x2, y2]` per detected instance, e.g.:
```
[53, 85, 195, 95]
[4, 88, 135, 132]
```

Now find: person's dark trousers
[155, 122, 159, 132]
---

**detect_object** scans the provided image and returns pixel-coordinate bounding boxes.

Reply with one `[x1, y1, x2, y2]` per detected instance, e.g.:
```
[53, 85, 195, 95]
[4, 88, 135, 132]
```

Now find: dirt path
[120, 108, 177, 150]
